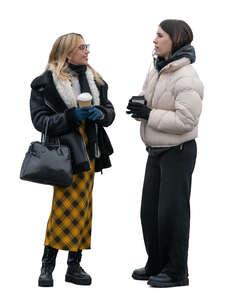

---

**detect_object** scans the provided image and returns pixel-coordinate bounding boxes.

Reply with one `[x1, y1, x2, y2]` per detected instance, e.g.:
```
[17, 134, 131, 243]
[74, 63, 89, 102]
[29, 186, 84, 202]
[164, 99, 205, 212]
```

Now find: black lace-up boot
[65, 250, 91, 285]
[38, 246, 58, 287]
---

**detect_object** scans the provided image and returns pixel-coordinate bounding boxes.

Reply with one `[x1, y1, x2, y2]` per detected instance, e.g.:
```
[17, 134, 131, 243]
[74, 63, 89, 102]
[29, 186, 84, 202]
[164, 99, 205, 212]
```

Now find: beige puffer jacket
[139, 57, 204, 147]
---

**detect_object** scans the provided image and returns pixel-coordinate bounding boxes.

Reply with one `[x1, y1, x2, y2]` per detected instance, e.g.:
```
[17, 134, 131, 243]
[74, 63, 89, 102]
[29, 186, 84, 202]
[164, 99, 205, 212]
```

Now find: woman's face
[67, 39, 90, 65]
[153, 27, 172, 60]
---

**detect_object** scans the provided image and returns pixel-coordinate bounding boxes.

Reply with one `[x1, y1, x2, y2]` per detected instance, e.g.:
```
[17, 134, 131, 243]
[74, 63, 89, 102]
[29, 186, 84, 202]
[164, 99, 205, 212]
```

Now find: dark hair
[159, 19, 193, 54]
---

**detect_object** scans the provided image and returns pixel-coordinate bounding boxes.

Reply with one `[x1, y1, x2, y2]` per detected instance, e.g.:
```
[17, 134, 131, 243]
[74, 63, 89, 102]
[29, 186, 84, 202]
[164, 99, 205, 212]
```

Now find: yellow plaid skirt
[44, 121, 95, 251]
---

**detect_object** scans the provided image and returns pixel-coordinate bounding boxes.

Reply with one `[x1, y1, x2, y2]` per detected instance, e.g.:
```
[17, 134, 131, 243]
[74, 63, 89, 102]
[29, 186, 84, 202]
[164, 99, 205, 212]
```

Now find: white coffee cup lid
[77, 92, 92, 101]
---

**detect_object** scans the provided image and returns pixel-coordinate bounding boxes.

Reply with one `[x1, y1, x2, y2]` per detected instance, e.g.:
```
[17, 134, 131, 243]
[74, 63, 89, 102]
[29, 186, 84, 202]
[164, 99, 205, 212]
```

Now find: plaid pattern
[44, 121, 95, 251]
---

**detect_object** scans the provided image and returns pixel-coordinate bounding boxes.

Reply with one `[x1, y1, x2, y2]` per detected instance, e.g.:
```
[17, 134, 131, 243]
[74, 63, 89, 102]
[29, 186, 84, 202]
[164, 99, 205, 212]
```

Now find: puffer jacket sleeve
[30, 88, 77, 136]
[95, 80, 115, 127]
[147, 76, 203, 135]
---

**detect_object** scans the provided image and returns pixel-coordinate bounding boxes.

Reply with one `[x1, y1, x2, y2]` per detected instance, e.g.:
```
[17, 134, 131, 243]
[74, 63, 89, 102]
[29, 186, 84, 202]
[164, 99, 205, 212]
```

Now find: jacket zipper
[44, 98, 57, 113]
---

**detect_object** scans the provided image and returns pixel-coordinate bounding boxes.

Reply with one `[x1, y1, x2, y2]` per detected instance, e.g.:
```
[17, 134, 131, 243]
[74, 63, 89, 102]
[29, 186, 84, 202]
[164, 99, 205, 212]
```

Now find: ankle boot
[38, 246, 58, 287]
[65, 250, 91, 285]
[147, 273, 189, 288]
[132, 267, 151, 280]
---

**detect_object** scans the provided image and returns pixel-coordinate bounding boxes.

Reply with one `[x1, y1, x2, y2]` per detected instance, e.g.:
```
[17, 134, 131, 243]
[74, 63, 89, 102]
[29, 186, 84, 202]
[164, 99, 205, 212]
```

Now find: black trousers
[141, 139, 197, 279]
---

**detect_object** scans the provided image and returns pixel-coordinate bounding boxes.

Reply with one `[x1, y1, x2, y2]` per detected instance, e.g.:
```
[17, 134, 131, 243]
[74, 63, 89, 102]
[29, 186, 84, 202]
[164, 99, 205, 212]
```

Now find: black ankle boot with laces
[38, 246, 58, 287]
[65, 250, 91, 285]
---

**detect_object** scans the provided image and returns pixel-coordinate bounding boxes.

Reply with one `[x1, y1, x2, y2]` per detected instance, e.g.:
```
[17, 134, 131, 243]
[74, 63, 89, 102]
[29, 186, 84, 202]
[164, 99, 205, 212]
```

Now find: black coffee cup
[130, 96, 146, 105]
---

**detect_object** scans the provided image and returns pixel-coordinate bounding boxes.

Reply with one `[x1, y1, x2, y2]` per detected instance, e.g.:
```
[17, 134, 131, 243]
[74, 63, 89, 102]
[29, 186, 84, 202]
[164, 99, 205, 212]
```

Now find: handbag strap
[41, 118, 60, 147]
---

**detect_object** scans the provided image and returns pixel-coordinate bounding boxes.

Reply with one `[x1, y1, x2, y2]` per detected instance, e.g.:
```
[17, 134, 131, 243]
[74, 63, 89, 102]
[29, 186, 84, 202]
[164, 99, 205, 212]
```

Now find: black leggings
[141, 140, 197, 279]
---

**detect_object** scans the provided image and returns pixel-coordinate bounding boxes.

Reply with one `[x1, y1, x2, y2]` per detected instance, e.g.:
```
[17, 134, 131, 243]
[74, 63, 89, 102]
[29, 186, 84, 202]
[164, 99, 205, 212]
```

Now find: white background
[1, 0, 235, 299]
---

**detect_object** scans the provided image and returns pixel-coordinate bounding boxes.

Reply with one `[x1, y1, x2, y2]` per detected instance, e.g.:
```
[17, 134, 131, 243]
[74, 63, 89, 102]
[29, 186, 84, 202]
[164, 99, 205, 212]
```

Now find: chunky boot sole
[65, 274, 91, 285]
[38, 279, 53, 287]
[132, 272, 150, 281]
[148, 278, 189, 288]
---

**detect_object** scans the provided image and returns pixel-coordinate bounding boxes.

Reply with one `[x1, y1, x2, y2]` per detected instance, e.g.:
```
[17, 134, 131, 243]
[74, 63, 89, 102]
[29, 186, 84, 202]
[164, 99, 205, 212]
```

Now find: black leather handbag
[20, 119, 73, 186]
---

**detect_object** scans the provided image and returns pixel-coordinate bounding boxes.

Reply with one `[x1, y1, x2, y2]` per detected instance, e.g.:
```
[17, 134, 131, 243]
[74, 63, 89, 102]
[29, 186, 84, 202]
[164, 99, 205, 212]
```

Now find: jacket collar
[48, 64, 100, 108]
[31, 70, 68, 113]
[31, 66, 101, 112]
[159, 57, 191, 74]
[155, 44, 196, 74]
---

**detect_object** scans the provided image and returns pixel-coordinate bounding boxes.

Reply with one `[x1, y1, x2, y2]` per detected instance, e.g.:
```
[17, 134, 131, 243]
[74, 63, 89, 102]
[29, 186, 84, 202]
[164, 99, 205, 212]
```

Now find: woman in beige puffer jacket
[140, 52, 203, 146]
[127, 19, 203, 288]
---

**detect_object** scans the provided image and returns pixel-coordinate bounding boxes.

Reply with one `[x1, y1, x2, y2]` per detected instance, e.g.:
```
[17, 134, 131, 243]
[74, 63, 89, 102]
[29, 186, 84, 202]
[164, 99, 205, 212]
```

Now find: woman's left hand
[126, 102, 151, 120]
[88, 106, 103, 121]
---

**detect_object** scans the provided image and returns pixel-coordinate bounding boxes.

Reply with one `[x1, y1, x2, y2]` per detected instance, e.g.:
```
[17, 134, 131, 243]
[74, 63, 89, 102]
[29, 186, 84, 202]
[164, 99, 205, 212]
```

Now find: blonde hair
[46, 33, 104, 85]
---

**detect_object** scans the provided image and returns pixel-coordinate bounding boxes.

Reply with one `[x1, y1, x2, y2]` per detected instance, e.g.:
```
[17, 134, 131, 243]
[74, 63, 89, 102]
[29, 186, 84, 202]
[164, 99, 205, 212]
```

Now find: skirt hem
[44, 242, 91, 252]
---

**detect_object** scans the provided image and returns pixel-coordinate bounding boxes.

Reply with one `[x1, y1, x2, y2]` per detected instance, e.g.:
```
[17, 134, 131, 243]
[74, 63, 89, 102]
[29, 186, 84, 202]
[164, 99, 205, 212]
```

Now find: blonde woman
[30, 33, 115, 287]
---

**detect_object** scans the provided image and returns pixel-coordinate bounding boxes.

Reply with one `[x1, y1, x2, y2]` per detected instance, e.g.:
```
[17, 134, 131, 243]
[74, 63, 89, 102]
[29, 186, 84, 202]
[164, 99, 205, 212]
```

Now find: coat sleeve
[95, 81, 115, 127]
[147, 76, 203, 135]
[30, 88, 78, 136]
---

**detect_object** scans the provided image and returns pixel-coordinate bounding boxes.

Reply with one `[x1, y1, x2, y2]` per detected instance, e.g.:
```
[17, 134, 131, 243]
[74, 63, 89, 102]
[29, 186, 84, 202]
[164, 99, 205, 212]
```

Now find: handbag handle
[41, 118, 61, 148]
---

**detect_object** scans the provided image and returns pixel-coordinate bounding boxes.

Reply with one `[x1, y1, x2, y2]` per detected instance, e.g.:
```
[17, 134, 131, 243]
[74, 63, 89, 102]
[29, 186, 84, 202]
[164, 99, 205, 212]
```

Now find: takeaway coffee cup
[77, 92, 92, 107]
[128, 95, 147, 121]
[130, 95, 146, 105]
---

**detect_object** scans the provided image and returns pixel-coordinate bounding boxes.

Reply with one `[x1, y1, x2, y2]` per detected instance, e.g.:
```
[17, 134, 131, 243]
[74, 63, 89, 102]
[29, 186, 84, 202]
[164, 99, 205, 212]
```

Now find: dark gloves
[66, 106, 104, 127]
[74, 106, 90, 121]
[126, 102, 151, 120]
[87, 106, 103, 121]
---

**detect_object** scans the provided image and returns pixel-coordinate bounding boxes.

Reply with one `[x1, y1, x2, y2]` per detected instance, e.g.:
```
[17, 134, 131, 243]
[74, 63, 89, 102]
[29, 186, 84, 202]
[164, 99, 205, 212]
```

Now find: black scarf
[68, 63, 98, 158]
[68, 63, 91, 94]
[155, 44, 196, 72]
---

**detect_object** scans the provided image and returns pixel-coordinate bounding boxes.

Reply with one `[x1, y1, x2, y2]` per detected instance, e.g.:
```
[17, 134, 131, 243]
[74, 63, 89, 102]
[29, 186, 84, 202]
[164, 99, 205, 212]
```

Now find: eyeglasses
[78, 44, 90, 51]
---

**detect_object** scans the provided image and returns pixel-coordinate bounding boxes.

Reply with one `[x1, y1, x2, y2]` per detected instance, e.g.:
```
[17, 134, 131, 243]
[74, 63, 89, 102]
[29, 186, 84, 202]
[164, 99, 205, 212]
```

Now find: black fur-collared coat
[30, 70, 115, 173]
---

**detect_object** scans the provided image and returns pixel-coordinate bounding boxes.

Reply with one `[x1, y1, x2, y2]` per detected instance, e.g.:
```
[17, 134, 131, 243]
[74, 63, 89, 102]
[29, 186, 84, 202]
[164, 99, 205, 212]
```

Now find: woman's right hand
[74, 106, 90, 121]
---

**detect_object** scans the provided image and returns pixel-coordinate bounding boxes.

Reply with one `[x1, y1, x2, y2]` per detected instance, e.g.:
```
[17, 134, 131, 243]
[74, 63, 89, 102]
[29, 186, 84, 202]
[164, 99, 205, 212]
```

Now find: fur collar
[48, 65, 100, 109]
